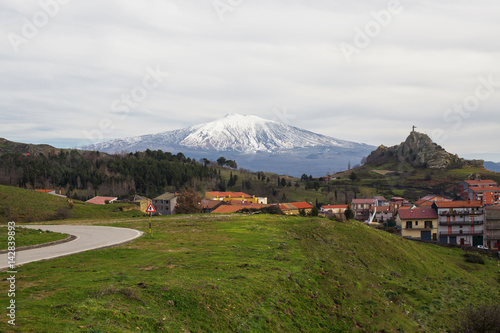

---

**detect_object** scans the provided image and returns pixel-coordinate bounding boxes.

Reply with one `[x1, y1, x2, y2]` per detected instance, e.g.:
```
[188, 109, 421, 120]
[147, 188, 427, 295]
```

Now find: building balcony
[439, 221, 484, 226]
[439, 231, 484, 236]
[439, 211, 483, 216]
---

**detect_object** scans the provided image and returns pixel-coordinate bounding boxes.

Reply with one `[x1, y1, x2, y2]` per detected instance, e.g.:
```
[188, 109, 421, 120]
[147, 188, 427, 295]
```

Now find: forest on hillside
[0, 149, 225, 200]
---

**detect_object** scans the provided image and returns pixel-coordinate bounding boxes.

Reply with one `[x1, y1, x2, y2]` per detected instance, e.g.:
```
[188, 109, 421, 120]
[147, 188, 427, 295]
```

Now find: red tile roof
[86, 196, 118, 205]
[398, 208, 438, 220]
[469, 186, 500, 192]
[352, 199, 377, 205]
[433, 200, 483, 208]
[211, 203, 263, 214]
[290, 202, 314, 209]
[463, 180, 497, 185]
[35, 189, 54, 193]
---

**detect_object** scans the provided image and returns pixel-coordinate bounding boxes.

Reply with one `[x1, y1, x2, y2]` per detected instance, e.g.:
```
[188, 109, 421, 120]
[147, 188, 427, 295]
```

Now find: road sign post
[146, 203, 156, 237]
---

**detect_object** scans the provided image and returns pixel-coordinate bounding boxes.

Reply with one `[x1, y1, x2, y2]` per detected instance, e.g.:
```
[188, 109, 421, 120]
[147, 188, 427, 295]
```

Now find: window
[406, 221, 412, 229]
[415, 221, 419, 226]
[425, 221, 432, 228]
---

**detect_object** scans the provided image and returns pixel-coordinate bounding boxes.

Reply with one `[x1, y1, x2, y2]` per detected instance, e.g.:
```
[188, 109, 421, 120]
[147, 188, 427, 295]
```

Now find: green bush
[463, 253, 485, 265]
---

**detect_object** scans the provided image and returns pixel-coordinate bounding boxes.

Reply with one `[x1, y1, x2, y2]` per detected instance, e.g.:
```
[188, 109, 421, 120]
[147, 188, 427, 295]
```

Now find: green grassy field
[1, 214, 499, 332]
[0, 185, 141, 223]
[0, 227, 67, 250]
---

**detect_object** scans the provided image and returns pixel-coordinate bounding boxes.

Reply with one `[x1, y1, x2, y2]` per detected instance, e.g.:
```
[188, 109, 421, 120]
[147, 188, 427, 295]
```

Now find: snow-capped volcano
[79, 113, 375, 176]
[81, 113, 364, 154]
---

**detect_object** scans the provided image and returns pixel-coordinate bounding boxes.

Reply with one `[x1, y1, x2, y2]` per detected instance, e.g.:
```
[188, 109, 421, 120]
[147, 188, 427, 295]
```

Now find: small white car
[477, 245, 488, 249]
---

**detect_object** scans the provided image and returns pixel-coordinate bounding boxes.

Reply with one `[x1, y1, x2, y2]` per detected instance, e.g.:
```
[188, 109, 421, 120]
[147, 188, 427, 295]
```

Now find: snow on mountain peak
[177, 113, 350, 153]
[79, 113, 363, 155]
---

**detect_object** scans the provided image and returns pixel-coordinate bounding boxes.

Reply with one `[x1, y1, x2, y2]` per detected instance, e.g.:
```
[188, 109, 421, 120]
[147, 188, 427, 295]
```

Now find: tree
[310, 206, 319, 216]
[344, 205, 355, 220]
[217, 156, 226, 166]
[349, 172, 359, 182]
[280, 178, 287, 187]
[175, 188, 202, 214]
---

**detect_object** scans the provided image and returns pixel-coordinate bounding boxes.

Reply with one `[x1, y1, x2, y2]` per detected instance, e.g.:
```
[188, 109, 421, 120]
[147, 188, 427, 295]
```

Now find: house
[372, 196, 389, 206]
[485, 205, 500, 250]
[86, 196, 118, 205]
[390, 196, 411, 210]
[432, 201, 485, 246]
[351, 199, 377, 221]
[277, 203, 299, 215]
[370, 205, 394, 223]
[290, 202, 314, 215]
[211, 203, 264, 214]
[152, 192, 178, 215]
[320, 205, 348, 220]
[460, 180, 500, 205]
[396, 207, 438, 241]
[276, 202, 313, 215]
[414, 194, 452, 207]
[201, 199, 226, 213]
[130, 195, 152, 213]
[205, 191, 260, 204]
[35, 189, 67, 198]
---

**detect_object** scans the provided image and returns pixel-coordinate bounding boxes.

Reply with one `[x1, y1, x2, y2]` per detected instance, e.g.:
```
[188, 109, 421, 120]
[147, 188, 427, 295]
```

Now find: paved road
[1, 225, 143, 270]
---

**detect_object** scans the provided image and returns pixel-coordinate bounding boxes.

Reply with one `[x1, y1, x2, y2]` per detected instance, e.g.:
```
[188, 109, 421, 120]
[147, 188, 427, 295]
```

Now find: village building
[320, 205, 348, 220]
[277, 202, 313, 215]
[460, 180, 500, 205]
[86, 196, 118, 205]
[205, 191, 261, 204]
[396, 207, 438, 241]
[370, 205, 394, 223]
[414, 194, 452, 207]
[152, 192, 178, 215]
[351, 198, 377, 221]
[485, 205, 500, 250]
[432, 201, 485, 246]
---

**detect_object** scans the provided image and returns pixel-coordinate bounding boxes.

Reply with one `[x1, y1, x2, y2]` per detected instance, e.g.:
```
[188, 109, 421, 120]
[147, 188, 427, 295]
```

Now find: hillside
[365, 131, 483, 169]
[329, 131, 500, 202]
[0, 137, 57, 156]
[0, 185, 140, 223]
[3, 214, 499, 331]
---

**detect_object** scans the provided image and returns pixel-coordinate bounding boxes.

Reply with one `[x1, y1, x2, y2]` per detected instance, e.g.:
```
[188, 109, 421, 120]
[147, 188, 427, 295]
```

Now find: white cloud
[0, 0, 499, 161]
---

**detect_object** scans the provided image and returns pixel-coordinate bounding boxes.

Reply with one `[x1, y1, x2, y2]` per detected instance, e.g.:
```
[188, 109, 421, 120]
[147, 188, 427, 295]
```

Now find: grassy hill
[0, 138, 57, 156]
[0, 185, 140, 223]
[2, 214, 499, 332]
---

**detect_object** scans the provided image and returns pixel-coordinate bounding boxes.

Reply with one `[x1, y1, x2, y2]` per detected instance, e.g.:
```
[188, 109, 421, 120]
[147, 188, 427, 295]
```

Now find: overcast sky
[1, 0, 499, 162]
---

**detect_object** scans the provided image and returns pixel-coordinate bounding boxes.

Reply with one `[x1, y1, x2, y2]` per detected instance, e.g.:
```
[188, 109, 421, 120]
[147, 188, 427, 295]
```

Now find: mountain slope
[0, 138, 56, 156]
[79, 114, 375, 176]
[81, 113, 368, 154]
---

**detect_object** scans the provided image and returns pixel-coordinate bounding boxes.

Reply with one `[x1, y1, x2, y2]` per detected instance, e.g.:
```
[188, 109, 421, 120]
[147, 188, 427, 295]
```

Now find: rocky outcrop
[365, 132, 484, 169]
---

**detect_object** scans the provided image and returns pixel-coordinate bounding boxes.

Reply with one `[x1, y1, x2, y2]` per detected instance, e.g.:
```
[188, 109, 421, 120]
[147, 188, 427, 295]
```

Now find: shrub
[453, 304, 500, 333]
[261, 206, 284, 215]
[463, 253, 485, 265]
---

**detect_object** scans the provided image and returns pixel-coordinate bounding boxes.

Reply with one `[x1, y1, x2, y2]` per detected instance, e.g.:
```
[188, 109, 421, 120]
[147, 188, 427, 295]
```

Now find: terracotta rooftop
[433, 200, 483, 208]
[290, 202, 314, 209]
[463, 180, 497, 185]
[211, 203, 263, 214]
[398, 208, 438, 220]
[35, 189, 55, 193]
[469, 186, 500, 192]
[86, 196, 118, 205]
[352, 199, 377, 205]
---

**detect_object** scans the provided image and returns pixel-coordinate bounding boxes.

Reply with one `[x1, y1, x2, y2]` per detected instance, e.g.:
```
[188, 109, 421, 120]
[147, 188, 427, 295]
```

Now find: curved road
[1, 225, 143, 270]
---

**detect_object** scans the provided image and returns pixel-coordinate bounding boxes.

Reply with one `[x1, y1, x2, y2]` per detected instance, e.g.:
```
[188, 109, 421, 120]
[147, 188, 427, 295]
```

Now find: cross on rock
[412, 125, 417, 132]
